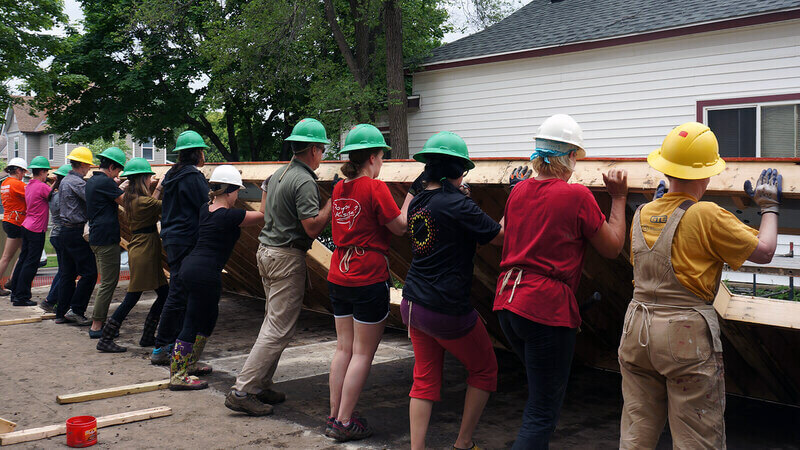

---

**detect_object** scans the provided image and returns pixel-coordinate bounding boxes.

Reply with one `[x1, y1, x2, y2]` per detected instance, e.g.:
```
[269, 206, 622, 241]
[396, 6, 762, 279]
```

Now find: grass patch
[45, 256, 58, 268]
[44, 230, 54, 254]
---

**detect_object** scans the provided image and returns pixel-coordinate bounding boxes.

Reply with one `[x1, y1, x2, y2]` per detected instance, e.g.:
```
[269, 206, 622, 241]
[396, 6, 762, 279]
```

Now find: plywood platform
[129, 158, 800, 406]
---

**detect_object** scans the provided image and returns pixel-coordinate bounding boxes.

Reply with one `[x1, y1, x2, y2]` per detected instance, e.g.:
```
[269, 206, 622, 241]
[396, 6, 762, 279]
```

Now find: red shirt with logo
[493, 178, 605, 328]
[328, 176, 401, 287]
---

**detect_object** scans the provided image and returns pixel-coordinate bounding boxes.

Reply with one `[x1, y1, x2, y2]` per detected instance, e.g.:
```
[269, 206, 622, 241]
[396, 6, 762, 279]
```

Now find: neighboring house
[1, 96, 168, 166]
[408, 0, 800, 159]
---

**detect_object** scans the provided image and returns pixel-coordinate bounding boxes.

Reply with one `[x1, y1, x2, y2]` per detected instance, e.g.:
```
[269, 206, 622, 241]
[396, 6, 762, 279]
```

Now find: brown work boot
[256, 388, 286, 404]
[225, 390, 273, 416]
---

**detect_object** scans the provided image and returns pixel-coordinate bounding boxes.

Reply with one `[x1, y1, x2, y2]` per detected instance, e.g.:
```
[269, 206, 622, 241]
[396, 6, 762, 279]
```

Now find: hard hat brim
[647, 148, 726, 180]
[339, 143, 391, 154]
[120, 169, 155, 177]
[173, 143, 210, 153]
[413, 149, 476, 170]
[285, 135, 331, 145]
[67, 156, 94, 165]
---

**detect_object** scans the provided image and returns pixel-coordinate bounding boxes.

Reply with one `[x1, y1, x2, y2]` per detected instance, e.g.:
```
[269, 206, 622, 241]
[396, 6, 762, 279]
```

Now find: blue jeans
[10, 228, 46, 303]
[56, 227, 98, 318]
[45, 234, 63, 305]
[154, 243, 194, 347]
[497, 310, 577, 450]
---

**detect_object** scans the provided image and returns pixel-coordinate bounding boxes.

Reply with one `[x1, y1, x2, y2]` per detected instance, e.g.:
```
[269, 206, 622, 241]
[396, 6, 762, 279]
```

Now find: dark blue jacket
[160, 164, 208, 247]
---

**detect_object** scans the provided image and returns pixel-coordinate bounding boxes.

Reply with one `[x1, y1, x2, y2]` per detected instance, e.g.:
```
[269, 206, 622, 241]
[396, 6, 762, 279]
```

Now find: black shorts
[2, 221, 22, 239]
[328, 280, 390, 324]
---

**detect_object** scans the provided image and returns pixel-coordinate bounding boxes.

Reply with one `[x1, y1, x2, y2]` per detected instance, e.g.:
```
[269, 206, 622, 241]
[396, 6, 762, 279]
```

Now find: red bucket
[66, 416, 97, 447]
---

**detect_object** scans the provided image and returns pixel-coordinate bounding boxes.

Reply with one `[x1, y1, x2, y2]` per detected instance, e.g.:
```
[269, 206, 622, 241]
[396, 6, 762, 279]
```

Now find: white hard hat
[7, 157, 28, 171]
[209, 164, 244, 188]
[534, 114, 586, 159]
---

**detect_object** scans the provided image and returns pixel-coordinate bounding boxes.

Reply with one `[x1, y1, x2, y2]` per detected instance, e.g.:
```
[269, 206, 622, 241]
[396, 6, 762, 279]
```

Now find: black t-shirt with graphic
[402, 182, 501, 315]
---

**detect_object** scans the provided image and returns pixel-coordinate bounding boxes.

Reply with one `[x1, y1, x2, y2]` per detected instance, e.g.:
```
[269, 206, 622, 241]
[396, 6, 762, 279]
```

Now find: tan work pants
[619, 302, 726, 449]
[233, 245, 307, 394]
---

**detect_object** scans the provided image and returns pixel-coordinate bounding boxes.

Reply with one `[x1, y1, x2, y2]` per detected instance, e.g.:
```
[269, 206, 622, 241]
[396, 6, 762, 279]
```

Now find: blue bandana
[530, 138, 578, 163]
[530, 148, 572, 164]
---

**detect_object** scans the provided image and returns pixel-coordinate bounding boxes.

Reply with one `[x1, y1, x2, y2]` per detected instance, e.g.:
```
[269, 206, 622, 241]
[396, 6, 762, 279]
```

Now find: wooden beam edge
[56, 380, 170, 405]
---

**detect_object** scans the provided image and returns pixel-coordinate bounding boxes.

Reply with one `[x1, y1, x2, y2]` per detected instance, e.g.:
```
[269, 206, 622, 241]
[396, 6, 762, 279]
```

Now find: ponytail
[341, 147, 383, 179]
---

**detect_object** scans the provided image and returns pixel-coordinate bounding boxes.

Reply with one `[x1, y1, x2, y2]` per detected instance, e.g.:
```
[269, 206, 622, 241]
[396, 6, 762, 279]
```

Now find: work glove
[744, 168, 781, 215]
[509, 166, 532, 190]
[654, 180, 667, 200]
[459, 182, 471, 197]
[332, 173, 343, 191]
[408, 172, 426, 197]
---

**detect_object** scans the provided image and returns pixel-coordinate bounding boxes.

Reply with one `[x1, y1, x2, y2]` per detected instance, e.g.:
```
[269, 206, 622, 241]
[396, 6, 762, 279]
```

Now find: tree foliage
[0, 0, 67, 111]
[86, 132, 132, 159]
[34, 0, 448, 162]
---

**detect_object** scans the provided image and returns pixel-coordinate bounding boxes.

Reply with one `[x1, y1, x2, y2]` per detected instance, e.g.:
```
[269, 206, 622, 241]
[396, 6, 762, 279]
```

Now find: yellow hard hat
[647, 122, 726, 180]
[67, 146, 94, 165]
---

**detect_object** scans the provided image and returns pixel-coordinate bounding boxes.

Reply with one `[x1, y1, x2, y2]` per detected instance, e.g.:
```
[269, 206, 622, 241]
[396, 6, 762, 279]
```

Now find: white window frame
[141, 138, 155, 161]
[13, 137, 19, 158]
[703, 99, 800, 158]
[48, 135, 55, 160]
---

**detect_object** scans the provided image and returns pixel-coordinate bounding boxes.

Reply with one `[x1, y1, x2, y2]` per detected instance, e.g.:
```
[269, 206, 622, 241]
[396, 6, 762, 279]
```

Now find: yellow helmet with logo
[647, 122, 725, 180]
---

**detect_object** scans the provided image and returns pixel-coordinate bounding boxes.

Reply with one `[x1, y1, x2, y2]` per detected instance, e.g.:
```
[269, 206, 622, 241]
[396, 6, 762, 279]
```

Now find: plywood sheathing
[135, 158, 800, 406]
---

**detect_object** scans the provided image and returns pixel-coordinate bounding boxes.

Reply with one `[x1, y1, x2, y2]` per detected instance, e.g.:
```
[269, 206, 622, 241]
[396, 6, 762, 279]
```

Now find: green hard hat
[413, 131, 475, 170]
[174, 130, 210, 153]
[54, 164, 71, 177]
[121, 157, 155, 177]
[285, 118, 331, 144]
[99, 146, 127, 167]
[28, 156, 51, 170]
[340, 124, 391, 154]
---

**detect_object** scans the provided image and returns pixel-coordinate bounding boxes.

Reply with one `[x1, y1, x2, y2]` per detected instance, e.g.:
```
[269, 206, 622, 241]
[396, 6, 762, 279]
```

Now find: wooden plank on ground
[0, 406, 172, 446]
[56, 380, 170, 405]
[0, 418, 15, 434]
[41, 313, 55, 320]
[0, 317, 42, 326]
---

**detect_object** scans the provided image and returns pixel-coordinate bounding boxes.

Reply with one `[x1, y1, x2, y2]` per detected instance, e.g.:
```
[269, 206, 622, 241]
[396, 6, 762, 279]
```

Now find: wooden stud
[0, 418, 16, 434]
[0, 317, 42, 326]
[0, 406, 172, 446]
[41, 313, 56, 320]
[56, 380, 170, 405]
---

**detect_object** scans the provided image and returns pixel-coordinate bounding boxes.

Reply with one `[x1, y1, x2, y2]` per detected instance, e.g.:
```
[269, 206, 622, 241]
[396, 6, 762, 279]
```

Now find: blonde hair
[531, 152, 574, 179]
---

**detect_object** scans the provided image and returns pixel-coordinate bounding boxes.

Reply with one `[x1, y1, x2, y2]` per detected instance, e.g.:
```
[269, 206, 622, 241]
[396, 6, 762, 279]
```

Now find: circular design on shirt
[409, 208, 436, 256]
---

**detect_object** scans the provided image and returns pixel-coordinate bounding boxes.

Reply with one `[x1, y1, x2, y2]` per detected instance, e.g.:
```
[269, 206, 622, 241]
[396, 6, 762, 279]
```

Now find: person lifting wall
[226, 118, 333, 415]
[618, 122, 779, 449]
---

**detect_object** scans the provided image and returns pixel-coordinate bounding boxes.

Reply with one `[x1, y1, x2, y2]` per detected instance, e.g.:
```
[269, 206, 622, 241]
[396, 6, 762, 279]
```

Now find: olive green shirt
[259, 159, 320, 251]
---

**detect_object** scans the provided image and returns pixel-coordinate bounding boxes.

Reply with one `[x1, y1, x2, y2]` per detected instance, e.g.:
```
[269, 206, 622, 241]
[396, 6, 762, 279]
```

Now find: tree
[449, 0, 524, 33]
[320, 0, 447, 158]
[0, 0, 67, 113]
[86, 132, 132, 160]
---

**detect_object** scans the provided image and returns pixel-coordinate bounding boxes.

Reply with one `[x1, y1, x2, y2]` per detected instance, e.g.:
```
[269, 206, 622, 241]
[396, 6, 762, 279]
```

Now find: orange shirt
[1, 177, 26, 226]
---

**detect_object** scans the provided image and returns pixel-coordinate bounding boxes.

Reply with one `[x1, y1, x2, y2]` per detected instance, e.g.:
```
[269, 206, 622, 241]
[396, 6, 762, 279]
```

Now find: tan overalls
[619, 200, 726, 449]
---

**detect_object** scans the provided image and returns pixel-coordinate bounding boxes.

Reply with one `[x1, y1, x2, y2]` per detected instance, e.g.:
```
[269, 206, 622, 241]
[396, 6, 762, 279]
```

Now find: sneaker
[12, 299, 37, 307]
[255, 388, 286, 405]
[40, 301, 56, 313]
[224, 390, 273, 416]
[453, 442, 481, 450]
[54, 317, 72, 324]
[64, 309, 91, 326]
[150, 345, 173, 365]
[330, 416, 373, 442]
[324, 416, 335, 437]
[0, 288, 9, 296]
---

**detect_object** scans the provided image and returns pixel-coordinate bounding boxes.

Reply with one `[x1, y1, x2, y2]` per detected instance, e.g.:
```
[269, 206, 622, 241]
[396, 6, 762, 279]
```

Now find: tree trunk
[384, 0, 408, 159]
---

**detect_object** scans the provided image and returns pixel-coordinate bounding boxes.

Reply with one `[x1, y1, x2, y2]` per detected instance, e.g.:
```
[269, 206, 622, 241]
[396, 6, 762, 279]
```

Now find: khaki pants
[618, 302, 726, 449]
[91, 244, 120, 322]
[233, 245, 307, 394]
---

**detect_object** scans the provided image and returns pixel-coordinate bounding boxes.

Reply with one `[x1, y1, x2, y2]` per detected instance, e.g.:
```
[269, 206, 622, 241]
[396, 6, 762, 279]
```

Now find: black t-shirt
[86, 172, 124, 246]
[402, 183, 501, 315]
[179, 205, 246, 283]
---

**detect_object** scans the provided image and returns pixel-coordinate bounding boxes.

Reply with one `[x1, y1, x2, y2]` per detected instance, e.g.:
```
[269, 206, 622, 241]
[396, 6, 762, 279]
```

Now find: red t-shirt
[493, 178, 605, 328]
[328, 176, 401, 287]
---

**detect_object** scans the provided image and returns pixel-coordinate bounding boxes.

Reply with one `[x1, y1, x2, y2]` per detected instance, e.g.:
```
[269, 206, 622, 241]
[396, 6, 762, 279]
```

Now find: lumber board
[715, 286, 800, 329]
[0, 419, 15, 434]
[0, 317, 42, 326]
[0, 406, 172, 446]
[56, 379, 170, 404]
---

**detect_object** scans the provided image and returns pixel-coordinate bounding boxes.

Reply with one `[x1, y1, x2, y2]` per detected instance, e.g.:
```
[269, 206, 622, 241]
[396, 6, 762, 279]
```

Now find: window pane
[761, 105, 797, 157]
[708, 108, 756, 157]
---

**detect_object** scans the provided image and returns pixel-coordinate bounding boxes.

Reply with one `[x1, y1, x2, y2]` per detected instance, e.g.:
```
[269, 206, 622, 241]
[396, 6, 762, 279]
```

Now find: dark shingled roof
[426, 0, 800, 65]
[9, 96, 47, 133]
